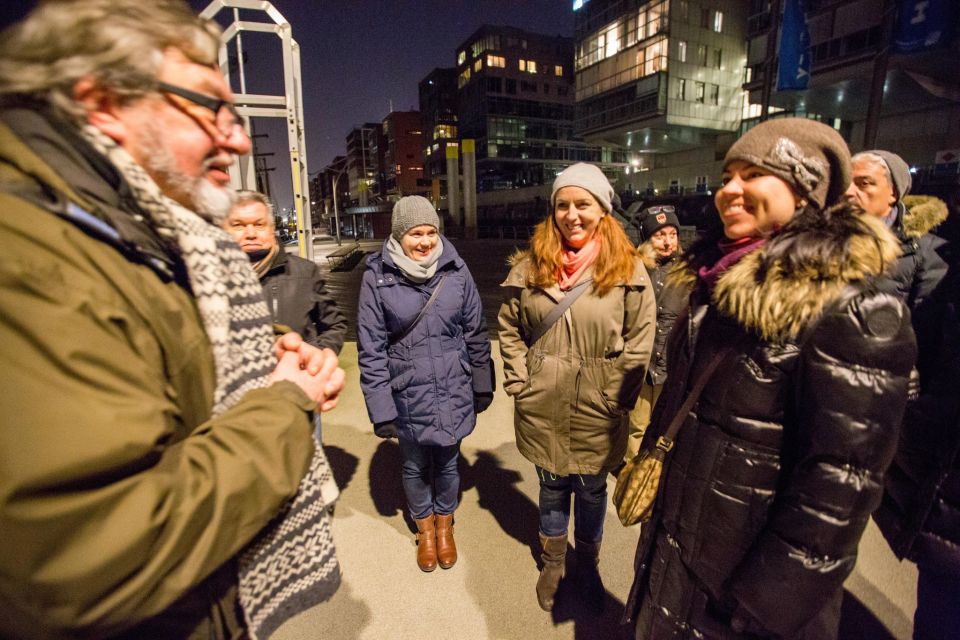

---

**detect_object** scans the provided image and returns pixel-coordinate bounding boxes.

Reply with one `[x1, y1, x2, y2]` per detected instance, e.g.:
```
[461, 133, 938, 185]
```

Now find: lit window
[474, 59, 482, 72]
[695, 81, 705, 103]
[487, 55, 505, 68]
[520, 59, 537, 74]
[554, 65, 563, 76]
[457, 51, 466, 65]
[519, 59, 526, 71]
[713, 11, 724, 33]
[676, 78, 686, 100]
[697, 45, 707, 66]
[678, 40, 687, 62]
[710, 84, 719, 105]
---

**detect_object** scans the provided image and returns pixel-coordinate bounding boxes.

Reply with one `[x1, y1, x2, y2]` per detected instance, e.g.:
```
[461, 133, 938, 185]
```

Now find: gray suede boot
[536, 532, 568, 611]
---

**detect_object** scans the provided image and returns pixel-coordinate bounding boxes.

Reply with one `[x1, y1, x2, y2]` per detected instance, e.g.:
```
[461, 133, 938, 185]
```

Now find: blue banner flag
[777, 0, 811, 91]
[895, 0, 957, 52]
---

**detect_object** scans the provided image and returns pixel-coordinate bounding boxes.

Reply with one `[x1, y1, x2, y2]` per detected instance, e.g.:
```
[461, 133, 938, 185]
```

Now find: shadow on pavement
[461, 448, 542, 565]
[322, 445, 359, 493]
[838, 589, 897, 639]
[549, 552, 634, 640]
[368, 439, 415, 533]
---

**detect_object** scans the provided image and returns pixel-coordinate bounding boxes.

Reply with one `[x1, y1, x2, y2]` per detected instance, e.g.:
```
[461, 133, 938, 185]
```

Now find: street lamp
[331, 170, 345, 246]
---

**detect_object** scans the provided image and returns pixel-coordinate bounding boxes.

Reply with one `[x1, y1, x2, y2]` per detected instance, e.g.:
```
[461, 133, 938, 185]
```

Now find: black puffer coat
[874, 242, 960, 571]
[881, 197, 948, 313]
[638, 243, 687, 386]
[626, 203, 917, 639]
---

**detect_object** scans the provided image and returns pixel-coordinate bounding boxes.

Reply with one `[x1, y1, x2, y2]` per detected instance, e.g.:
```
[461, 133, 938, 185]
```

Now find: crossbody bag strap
[527, 278, 592, 347]
[653, 344, 735, 454]
[394, 274, 447, 344]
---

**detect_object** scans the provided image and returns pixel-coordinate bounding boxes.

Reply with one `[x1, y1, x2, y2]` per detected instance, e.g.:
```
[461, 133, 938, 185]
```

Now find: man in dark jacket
[224, 190, 347, 354]
[0, 2, 344, 638]
[624, 206, 687, 462]
[845, 150, 948, 316]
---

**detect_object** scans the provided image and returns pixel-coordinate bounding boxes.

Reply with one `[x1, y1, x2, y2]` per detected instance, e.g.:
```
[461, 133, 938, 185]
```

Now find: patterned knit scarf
[81, 126, 340, 639]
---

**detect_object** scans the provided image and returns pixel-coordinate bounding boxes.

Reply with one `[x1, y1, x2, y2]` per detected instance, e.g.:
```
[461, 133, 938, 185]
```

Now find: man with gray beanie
[846, 150, 948, 311]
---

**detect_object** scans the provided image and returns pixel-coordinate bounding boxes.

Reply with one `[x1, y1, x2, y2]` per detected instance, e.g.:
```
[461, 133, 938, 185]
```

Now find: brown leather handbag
[613, 346, 733, 526]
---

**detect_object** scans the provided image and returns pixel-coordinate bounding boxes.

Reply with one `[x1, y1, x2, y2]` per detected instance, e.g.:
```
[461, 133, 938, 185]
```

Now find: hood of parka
[902, 194, 949, 239]
[714, 201, 901, 343]
[666, 201, 901, 343]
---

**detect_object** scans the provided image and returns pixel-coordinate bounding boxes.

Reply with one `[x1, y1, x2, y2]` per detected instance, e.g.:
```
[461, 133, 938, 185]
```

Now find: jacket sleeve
[460, 267, 494, 395]
[908, 234, 948, 313]
[728, 290, 917, 637]
[497, 286, 528, 396]
[0, 256, 316, 636]
[308, 261, 348, 354]
[616, 275, 657, 410]
[356, 267, 398, 425]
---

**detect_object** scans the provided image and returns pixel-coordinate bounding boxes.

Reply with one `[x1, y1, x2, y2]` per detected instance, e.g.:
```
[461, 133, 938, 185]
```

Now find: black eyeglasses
[157, 81, 245, 138]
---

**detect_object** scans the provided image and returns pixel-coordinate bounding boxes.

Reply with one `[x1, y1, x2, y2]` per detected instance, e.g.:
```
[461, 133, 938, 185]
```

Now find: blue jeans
[398, 439, 460, 520]
[536, 466, 607, 543]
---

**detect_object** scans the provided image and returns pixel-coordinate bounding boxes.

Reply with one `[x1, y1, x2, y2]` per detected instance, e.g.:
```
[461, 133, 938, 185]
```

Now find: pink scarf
[558, 236, 601, 291]
[698, 236, 766, 293]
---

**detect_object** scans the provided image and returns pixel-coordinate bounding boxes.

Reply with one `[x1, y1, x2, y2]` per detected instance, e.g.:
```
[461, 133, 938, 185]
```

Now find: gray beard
[137, 121, 236, 224]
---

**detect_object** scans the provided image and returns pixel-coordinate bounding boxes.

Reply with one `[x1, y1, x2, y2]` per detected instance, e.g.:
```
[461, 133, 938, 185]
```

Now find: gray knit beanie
[391, 195, 440, 241]
[724, 118, 851, 208]
[551, 163, 615, 213]
[863, 149, 912, 200]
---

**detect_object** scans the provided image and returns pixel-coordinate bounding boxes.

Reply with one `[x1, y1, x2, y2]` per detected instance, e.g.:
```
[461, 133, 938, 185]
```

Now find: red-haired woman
[498, 163, 655, 612]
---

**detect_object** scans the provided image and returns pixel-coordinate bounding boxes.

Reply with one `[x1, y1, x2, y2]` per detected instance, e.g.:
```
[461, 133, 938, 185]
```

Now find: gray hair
[850, 152, 893, 188]
[0, 0, 221, 123]
[234, 190, 276, 223]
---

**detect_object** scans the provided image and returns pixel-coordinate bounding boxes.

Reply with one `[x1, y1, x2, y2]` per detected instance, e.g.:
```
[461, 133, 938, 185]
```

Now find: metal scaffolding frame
[200, 0, 313, 260]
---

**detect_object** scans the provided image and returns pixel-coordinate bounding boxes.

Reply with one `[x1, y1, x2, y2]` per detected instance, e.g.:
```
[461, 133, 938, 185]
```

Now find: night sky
[190, 0, 577, 210]
[0, 1, 576, 212]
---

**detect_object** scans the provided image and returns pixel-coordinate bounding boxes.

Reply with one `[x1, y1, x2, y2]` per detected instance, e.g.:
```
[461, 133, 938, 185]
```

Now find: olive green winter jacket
[498, 256, 656, 475]
[0, 108, 316, 639]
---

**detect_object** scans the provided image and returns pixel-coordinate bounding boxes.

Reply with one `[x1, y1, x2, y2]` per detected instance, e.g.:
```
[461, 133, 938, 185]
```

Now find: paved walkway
[272, 240, 919, 640]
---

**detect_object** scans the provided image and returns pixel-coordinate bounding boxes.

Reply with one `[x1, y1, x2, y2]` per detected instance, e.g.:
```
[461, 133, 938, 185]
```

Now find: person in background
[845, 149, 948, 319]
[224, 190, 347, 443]
[357, 195, 493, 573]
[624, 205, 688, 464]
[224, 190, 346, 354]
[0, 2, 344, 638]
[499, 162, 655, 613]
[625, 119, 916, 639]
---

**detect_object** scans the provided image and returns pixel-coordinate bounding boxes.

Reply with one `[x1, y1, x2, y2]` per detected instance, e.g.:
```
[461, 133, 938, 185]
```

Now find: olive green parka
[498, 255, 656, 475]
[0, 107, 316, 639]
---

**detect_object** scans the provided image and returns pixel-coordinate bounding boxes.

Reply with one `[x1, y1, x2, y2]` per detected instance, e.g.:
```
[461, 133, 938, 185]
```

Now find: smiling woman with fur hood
[624, 119, 917, 640]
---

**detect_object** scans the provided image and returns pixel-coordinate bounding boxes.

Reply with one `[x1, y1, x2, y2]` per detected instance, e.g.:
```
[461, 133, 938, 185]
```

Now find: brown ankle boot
[435, 513, 458, 569]
[414, 515, 438, 572]
[536, 532, 568, 611]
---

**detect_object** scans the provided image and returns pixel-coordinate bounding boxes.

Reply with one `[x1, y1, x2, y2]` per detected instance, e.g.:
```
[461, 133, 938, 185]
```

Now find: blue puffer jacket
[357, 237, 493, 446]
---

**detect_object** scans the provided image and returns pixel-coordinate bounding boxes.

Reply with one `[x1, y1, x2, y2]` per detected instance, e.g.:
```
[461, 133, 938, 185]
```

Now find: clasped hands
[268, 332, 345, 412]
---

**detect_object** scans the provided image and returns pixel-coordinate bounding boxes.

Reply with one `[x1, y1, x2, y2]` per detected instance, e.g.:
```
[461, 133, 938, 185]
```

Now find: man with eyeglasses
[0, 2, 344, 639]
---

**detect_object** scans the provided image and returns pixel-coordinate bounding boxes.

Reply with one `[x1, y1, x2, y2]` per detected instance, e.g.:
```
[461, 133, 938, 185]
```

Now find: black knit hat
[724, 118, 851, 208]
[640, 205, 679, 240]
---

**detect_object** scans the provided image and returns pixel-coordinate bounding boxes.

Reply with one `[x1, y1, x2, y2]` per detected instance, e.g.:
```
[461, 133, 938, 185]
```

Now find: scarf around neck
[698, 235, 766, 293]
[251, 243, 280, 278]
[558, 236, 600, 290]
[80, 126, 340, 640]
[386, 234, 444, 283]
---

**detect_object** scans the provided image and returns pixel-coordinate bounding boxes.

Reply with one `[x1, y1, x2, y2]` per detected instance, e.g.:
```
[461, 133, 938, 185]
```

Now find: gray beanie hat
[551, 163, 615, 213]
[724, 118, 851, 208]
[864, 149, 912, 200]
[391, 195, 440, 240]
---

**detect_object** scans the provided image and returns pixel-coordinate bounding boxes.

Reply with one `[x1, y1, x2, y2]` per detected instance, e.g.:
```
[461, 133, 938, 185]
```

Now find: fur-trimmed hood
[677, 201, 902, 343]
[902, 194, 948, 238]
